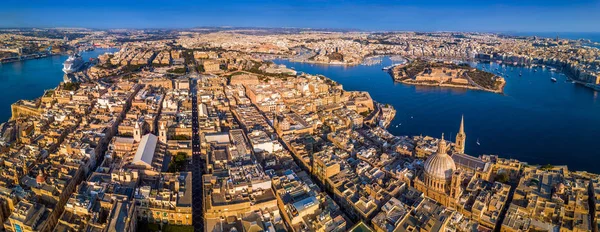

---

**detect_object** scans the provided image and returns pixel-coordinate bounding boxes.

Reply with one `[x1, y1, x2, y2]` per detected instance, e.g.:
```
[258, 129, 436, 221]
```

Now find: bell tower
[455, 115, 466, 154]
[450, 170, 463, 199]
[133, 121, 142, 142]
[159, 122, 167, 144]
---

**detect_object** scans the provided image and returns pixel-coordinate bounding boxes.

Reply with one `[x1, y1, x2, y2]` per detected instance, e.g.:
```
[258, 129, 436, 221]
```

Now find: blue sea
[0, 48, 117, 122]
[275, 57, 600, 173]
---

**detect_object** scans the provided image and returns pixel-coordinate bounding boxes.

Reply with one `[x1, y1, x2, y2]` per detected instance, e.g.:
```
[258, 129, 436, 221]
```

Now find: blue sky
[1, 0, 599, 32]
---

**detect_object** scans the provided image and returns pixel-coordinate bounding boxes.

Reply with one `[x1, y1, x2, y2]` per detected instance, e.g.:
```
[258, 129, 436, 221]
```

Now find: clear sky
[1, 0, 599, 32]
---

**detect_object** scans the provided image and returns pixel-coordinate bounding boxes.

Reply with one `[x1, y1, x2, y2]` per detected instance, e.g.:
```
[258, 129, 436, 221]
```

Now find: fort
[389, 60, 506, 93]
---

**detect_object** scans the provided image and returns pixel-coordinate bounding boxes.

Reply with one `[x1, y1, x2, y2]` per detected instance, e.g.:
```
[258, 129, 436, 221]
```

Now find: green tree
[167, 67, 187, 74]
[167, 152, 188, 172]
[494, 172, 510, 183]
[171, 134, 191, 140]
[174, 152, 187, 162]
[62, 82, 80, 91]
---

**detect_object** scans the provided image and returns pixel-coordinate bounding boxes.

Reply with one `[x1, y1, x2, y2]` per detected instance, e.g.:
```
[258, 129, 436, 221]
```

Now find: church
[413, 116, 492, 209]
[413, 133, 464, 208]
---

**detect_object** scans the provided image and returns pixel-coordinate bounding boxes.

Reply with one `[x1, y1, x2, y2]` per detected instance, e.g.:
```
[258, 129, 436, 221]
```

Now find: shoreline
[387, 60, 506, 94]
[393, 78, 505, 94]
[274, 57, 600, 173]
[283, 54, 409, 66]
[0, 53, 64, 64]
[1, 46, 118, 65]
[4, 49, 600, 175]
[279, 55, 594, 94]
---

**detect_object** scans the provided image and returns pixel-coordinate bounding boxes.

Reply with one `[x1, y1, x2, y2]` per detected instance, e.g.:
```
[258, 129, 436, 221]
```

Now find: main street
[189, 68, 204, 232]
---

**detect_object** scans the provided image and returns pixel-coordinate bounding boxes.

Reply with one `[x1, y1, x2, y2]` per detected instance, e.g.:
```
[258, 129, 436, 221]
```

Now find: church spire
[455, 115, 466, 154]
[459, 115, 465, 134]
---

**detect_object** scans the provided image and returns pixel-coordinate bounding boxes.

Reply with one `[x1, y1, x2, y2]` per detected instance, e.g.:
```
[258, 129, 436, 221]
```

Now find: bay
[274, 57, 600, 173]
[0, 48, 117, 122]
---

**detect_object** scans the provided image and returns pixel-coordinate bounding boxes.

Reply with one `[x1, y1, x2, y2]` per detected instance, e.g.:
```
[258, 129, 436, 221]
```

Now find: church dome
[424, 152, 456, 180]
[423, 134, 456, 180]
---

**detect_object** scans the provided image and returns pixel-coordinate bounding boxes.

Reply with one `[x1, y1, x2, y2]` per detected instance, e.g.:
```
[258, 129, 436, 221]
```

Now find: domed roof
[424, 134, 456, 180]
[424, 153, 456, 180]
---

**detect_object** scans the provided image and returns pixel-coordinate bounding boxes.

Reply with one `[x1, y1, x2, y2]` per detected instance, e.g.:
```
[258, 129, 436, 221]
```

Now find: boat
[62, 54, 84, 74]
[476, 138, 480, 146]
[551, 77, 557, 82]
[519, 72, 522, 76]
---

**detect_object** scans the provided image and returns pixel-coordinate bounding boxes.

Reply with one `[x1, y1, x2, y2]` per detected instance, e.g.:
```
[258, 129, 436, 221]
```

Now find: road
[463, 72, 487, 90]
[190, 76, 204, 231]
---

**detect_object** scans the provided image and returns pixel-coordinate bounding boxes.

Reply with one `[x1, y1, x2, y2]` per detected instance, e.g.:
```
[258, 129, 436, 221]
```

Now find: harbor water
[0, 48, 117, 122]
[275, 57, 600, 173]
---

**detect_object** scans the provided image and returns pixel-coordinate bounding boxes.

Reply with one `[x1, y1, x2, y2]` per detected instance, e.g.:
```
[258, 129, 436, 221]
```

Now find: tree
[494, 172, 510, 183]
[174, 152, 187, 162]
[62, 82, 80, 91]
[171, 134, 191, 140]
[167, 152, 188, 172]
[167, 67, 186, 74]
[121, 64, 144, 73]
[120, 132, 133, 137]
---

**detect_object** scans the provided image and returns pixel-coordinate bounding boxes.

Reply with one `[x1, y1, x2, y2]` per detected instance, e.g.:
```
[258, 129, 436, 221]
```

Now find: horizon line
[1, 26, 600, 34]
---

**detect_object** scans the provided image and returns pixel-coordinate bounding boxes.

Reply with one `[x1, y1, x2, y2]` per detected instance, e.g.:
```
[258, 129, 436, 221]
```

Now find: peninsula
[388, 59, 506, 93]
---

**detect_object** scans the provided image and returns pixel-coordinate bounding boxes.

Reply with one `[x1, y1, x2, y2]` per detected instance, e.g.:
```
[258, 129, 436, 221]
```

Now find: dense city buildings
[0, 27, 599, 232]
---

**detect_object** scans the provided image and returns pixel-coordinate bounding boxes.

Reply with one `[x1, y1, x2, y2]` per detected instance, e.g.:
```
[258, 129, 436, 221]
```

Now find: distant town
[0, 27, 599, 232]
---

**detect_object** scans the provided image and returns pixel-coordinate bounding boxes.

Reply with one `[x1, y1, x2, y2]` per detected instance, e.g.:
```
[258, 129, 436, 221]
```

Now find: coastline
[280, 55, 508, 94]
[281, 54, 595, 95]
[1, 46, 116, 65]
[285, 58, 362, 66]
[392, 78, 505, 94]
[386, 60, 506, 94]
[285, 52, 599, 93]
[284, 54, 407, 67]
[0, 48, 118, 122]
[0, 53, 63, 64]
[4, 49, 597, 174]
[274, 56, 600, 173]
